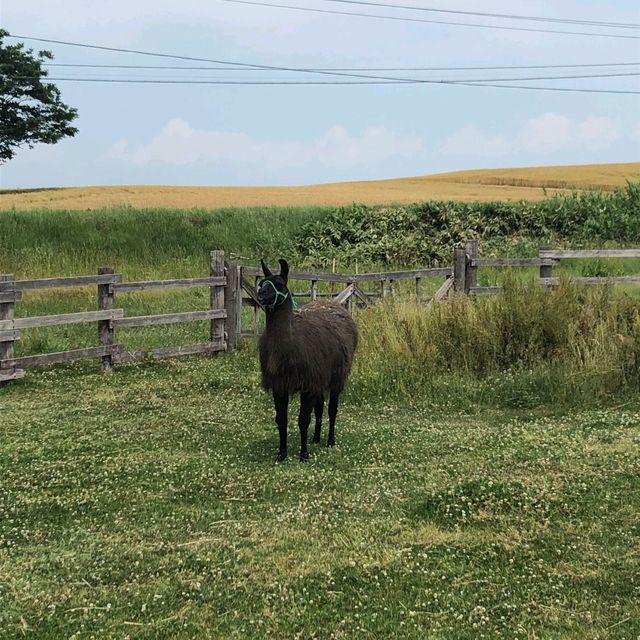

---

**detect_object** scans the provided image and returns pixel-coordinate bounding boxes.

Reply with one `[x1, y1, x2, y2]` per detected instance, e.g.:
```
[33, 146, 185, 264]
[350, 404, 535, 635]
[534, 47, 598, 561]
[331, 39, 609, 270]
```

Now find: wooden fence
[455, 240, 640, 296]
[2, 242, 639, 384]
[0, 250, 231, 384]
[237, 265, 452, 337]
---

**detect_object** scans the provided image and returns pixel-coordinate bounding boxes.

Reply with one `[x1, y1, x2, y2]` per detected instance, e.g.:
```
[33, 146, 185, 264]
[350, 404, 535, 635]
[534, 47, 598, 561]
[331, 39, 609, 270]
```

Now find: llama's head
[258, 258, 290, 310]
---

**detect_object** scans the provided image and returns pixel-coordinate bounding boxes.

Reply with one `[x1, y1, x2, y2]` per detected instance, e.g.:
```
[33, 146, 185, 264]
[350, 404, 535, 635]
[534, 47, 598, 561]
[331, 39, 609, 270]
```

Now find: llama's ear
[260, 258, 272, 277]
[278, 259, 289, 282]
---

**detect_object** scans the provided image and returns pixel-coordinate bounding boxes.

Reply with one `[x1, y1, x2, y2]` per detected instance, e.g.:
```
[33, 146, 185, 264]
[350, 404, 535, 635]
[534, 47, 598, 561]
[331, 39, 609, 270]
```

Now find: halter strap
[263, 280, 298, 309]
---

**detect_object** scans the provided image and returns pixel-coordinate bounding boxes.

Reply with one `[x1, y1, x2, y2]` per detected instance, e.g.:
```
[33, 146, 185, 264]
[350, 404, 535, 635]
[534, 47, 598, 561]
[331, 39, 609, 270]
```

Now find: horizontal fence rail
[471, 258, 557, 267]
[116, 309, 226, 329]
[539, 249, 640, 259]
[241, 266, 451, 282]
[0, 291, 22, 303]
[6, 274, 123, 290]
[6, 345, 125, 370]
[0, 251, 231, 384]
[541, 275, 640, 287]
[0, 309, 124, 331]
[114, 276, 226, 292]
[3, 242, 640, 385]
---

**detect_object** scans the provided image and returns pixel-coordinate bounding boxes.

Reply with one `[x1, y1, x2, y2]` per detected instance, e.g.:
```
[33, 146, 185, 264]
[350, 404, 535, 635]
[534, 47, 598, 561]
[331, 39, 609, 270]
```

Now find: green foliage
[1, 356, 639, 638]
[354, 280, 640, 403]
[3, 185, 638, 279]
[0, 30, 78, 163]
[0, 205, 327, 279]
[297, 184, 640, 268]
[3, 189, 640, 637]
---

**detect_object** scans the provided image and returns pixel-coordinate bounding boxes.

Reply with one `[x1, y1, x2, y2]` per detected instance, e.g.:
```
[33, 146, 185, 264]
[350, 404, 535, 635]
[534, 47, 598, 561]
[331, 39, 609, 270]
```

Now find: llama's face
[257, 275, 288, 309]
[258, 258, 290, 309]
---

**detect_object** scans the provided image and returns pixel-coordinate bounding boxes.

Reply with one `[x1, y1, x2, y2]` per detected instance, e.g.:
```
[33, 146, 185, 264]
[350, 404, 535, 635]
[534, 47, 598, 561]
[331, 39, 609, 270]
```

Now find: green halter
[263, 280, 298, 310]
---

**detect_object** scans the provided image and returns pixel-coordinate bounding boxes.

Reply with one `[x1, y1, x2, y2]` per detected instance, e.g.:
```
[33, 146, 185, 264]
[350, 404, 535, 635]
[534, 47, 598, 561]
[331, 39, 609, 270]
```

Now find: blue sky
[2, 0, 639, 188]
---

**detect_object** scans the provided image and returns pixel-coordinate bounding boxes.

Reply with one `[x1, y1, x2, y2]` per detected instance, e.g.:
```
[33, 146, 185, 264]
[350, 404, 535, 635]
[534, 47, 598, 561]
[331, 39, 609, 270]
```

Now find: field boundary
[2, 242, 640, 384]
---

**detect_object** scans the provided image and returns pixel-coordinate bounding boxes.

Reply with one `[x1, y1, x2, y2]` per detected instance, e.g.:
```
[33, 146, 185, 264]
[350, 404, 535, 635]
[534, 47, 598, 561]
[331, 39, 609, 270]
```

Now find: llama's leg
[298, 392, 314, 462]
[312, 397, 324, 444]
[273, 391, 289, 461]
[327, 391, 340, 447]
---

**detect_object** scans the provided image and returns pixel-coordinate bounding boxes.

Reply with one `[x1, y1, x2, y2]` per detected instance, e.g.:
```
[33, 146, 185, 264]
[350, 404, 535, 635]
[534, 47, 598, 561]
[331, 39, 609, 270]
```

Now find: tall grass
[4, 187, 640, 407]
[351, 280, 640, 405]
[2, 185, 639, 279]
[0, 205, 327, 278]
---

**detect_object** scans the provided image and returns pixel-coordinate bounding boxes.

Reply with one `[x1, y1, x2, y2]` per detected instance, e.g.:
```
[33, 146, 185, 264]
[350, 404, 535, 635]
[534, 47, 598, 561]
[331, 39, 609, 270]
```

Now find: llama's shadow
[244, 429, 330, 464]
[245, 434, 278, 463]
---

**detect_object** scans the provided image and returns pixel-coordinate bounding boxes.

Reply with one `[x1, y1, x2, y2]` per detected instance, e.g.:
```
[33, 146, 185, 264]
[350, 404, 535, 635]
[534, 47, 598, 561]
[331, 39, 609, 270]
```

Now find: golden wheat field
[1, 162, 638, 210]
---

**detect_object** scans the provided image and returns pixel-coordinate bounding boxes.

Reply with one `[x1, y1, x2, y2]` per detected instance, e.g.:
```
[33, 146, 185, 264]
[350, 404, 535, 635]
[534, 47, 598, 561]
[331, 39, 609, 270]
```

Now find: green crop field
[2, 182, 640, 638]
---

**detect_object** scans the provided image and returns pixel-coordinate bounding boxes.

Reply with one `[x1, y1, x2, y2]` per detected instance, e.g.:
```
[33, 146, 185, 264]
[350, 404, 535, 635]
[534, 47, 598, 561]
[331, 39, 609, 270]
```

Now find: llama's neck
[264, 298, 294, 337]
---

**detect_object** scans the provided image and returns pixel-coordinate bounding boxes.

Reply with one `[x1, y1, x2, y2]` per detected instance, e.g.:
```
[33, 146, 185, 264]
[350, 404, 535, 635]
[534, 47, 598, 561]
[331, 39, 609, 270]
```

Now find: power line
[36, 61, 640, 72]
[20, 72, 638, 82]
[7, 34, 640, 93]
[20, 77, 640, 94]
[453, 82, 640, 95]
[319, 0, 640, 30]
[221, 0, 640, 40]
[5, 33, 434, 82]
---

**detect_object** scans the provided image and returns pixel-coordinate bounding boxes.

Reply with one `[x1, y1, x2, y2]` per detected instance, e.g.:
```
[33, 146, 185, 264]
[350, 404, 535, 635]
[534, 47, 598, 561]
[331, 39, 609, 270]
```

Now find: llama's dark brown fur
[260, 301, 357, 397]
[257, 259, 358, 461]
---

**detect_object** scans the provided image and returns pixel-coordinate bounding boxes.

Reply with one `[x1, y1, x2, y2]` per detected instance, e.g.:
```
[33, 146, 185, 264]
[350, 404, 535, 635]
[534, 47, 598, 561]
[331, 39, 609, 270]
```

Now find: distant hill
[1, 162, 638, 210]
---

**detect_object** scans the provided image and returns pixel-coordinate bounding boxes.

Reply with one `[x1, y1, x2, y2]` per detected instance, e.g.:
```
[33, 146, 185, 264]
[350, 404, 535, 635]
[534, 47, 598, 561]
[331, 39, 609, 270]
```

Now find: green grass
[0, 205, 327, 279]
[2, 189, 640, 637]
[2, 185, 639, 280]
[1, 350, 638, 639]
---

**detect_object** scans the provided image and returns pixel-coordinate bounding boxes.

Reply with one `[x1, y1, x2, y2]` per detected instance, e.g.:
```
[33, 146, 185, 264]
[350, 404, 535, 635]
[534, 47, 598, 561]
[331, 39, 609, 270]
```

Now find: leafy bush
[297, 183, 640, 268]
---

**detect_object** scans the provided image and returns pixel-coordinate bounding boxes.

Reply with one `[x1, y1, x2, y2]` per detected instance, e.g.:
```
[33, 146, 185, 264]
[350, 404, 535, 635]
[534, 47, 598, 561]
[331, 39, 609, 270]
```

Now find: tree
[0, 30, 78, 163]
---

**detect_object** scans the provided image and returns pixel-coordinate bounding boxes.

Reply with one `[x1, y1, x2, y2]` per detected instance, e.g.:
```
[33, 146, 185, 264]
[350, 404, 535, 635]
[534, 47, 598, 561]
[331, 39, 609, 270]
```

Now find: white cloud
[440, 125, 510, 156]
[517, 113, 620, 152]
[442, 113, 622, 157]
[575, 116, 622, 150]
[109, 119, 423, 171]
[516, 113, 573, 153]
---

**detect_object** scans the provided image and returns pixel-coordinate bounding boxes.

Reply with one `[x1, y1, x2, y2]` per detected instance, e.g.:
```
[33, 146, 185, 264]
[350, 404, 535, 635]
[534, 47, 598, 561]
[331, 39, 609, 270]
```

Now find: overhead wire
[17, 72, 639, 82]
[318, 0, 640, 30]
[5, 34, 639, 94]
[12, 76, 639, 95]
[220, 0, 640, 40]
[36, 61, 640, 72]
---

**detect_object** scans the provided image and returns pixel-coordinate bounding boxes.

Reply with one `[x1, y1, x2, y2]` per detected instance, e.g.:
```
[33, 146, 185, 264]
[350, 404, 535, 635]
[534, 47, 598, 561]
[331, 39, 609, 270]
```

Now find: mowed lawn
[1, 350, 638, 639]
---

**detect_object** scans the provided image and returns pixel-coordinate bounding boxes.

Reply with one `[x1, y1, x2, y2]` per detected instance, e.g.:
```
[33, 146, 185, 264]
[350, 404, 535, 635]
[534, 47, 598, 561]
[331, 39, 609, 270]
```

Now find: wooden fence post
[253, 275, 260, 336]
[0, 274, 21, 385]
[224, 257, 238, 352]
[415, 277, 421, 302]
[539, 245, 553, 281]
[465, 239, 479, 293]
[348, 280, 355, 314]
[453, 245, 467, 293]
[310, 280, 318, 301]
[210, 251, 225, 348]
[97, 267, 115, 372]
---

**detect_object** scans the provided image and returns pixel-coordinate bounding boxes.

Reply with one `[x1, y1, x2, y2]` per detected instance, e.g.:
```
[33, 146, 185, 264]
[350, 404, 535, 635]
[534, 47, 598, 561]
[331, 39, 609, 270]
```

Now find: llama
[257, 258, 358, 462]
